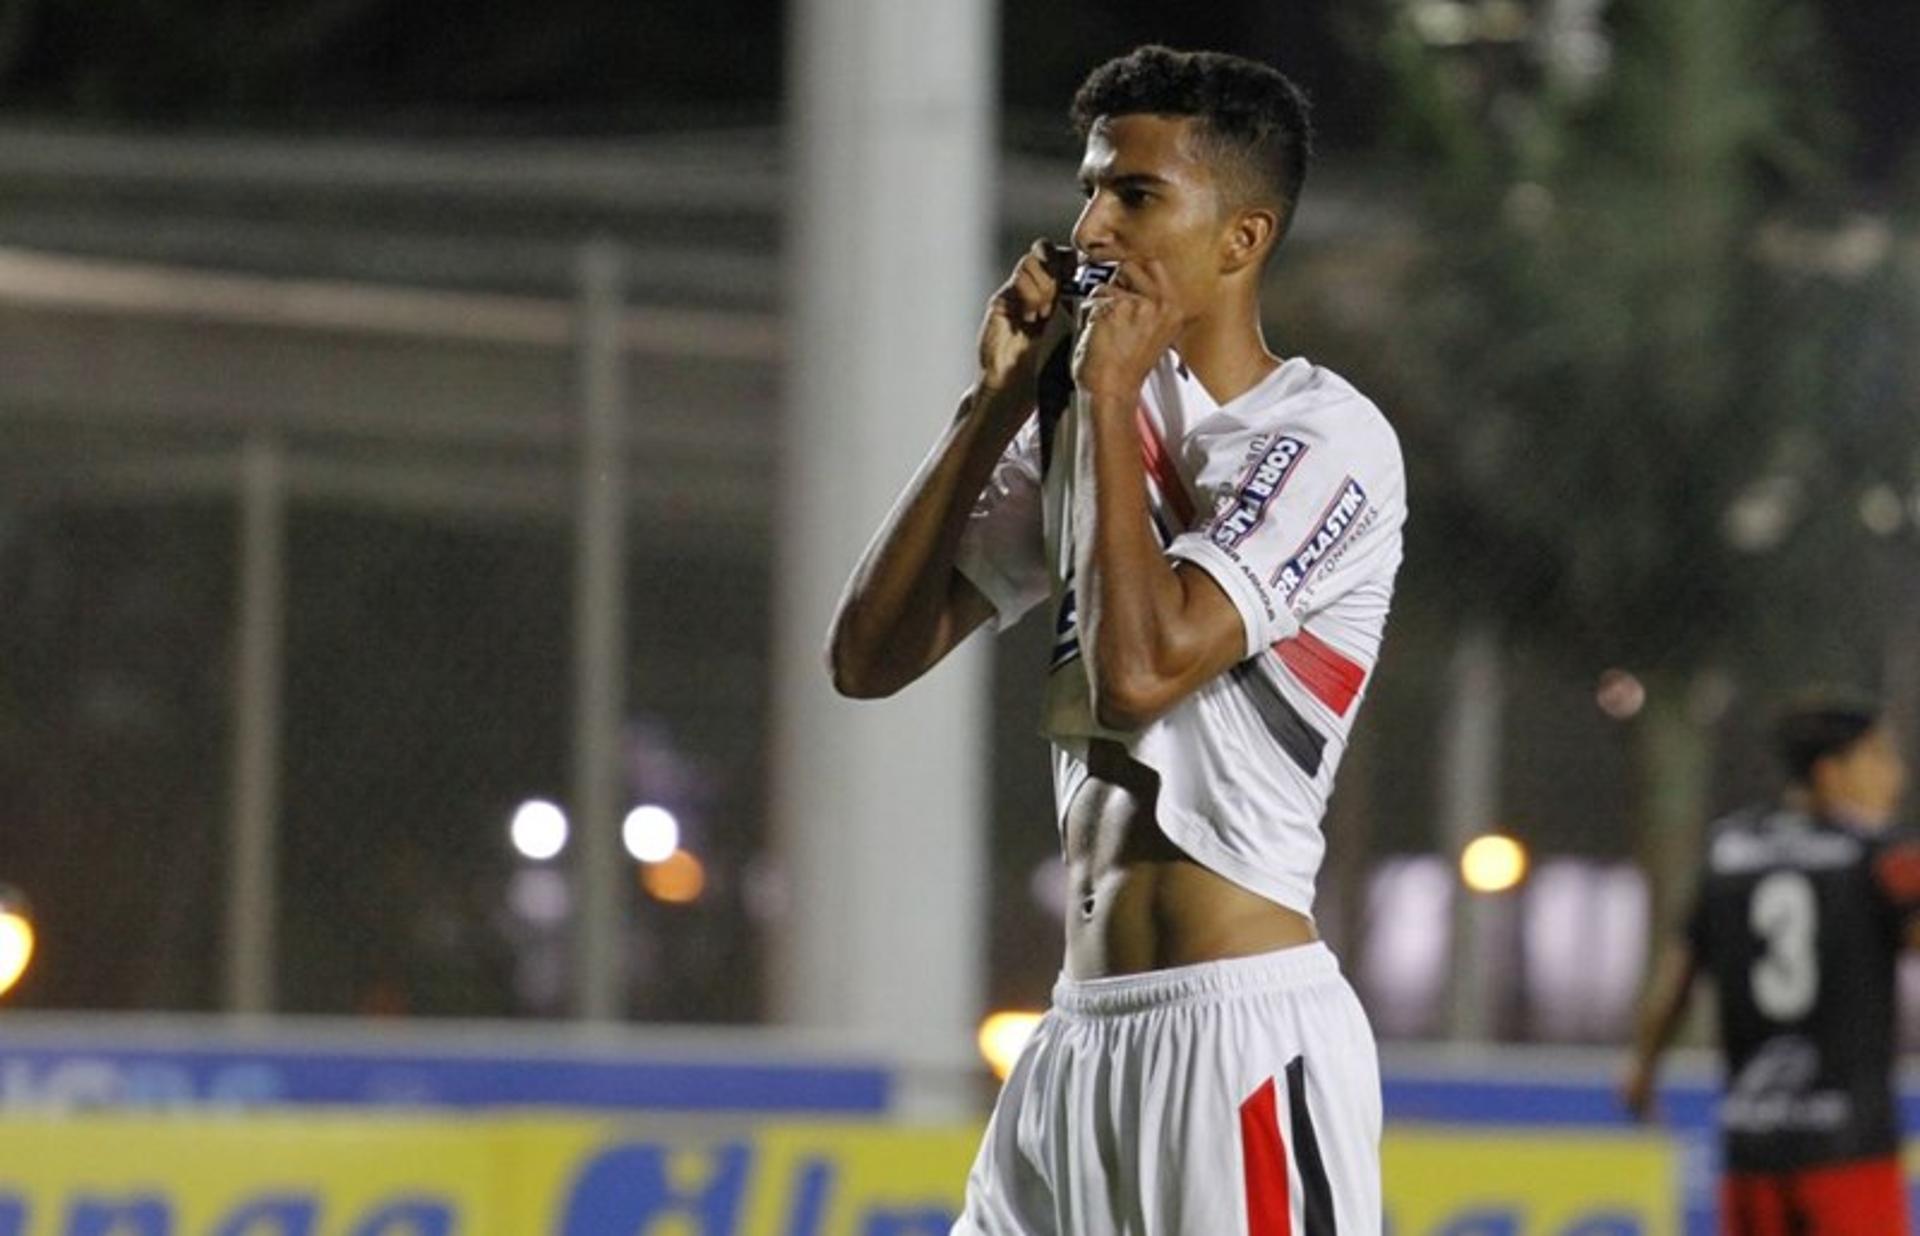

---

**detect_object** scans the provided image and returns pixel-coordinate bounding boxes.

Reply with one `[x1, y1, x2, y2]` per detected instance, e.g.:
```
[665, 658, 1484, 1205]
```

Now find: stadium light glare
[622, 805, 680, 864]
[1460, 834, 1529, 894]
[1859, 485, 1906, 537]
[641, 850, 706, 905]
[1594, 668, 1646, 721]
[510, 799, 569, 861]
[977, 1011, 1044, 1081]
[0, 902, 34, 1000]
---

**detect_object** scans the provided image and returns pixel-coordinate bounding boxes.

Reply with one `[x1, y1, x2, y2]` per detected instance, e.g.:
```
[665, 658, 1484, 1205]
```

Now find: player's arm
[1070, 259, 1247, 730]
[827, 241, 1074, 699]
[826, 399, 1010, 699]
[1620, 939, 1699, 1122]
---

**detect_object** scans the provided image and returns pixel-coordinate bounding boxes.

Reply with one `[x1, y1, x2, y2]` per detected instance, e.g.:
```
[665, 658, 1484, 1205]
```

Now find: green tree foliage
[1382, 0, 1875, 675]
[1377, 0, 1919, 927]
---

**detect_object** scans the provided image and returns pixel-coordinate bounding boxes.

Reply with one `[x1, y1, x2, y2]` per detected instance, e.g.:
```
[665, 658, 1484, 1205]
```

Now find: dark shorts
[1720, 1156, 1908, 1236]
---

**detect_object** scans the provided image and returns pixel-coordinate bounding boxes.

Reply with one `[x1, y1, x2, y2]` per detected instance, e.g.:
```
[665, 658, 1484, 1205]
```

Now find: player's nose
[1071, 197, 1117, 259]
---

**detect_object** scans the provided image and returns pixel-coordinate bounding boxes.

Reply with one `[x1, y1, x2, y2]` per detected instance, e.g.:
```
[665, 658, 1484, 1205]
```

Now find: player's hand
[977, 240, 1076, 400]
[1619, 1060, 1658, 1123]
[1071, 257, 1188, 406]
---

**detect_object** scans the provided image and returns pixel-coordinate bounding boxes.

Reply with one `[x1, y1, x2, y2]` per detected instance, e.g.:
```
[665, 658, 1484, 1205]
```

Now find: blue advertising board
[0, 1021, 889, 1114]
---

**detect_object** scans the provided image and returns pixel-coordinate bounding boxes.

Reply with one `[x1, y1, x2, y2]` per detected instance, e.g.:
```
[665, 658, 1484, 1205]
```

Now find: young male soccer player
[1623, 696, 1917, 1235]
[829, 46, 1405, 1233]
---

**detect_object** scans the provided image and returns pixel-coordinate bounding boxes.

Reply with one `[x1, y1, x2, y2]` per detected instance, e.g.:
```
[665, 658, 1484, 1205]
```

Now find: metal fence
[3, 122, 1919, 1053]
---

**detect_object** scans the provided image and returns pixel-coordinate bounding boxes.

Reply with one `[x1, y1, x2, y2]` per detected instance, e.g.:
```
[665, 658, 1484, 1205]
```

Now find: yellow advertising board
[1384, 1130, 1675, 1235]
[0, 1116, 1674, 1235]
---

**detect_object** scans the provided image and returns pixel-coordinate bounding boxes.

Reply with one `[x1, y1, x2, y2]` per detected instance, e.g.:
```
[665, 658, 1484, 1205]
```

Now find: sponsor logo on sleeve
[1273, 478, 1368, 599]
[1210, 436, 1307, 549]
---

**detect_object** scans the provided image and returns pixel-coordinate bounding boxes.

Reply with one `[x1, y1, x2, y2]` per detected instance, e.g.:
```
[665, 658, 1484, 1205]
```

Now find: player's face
[1071, 114, 1235, 318]
[1824, 725, 1908, 826]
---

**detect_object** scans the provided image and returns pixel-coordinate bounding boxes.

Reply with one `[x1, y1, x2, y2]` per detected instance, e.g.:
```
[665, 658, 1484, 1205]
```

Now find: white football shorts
[951, 942, 1382, 1236]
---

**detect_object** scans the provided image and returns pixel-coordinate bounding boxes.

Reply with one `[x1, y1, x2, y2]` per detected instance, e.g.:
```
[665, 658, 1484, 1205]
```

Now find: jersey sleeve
[953, 417, 1050, 631]
[1166, 413, 1405, 660]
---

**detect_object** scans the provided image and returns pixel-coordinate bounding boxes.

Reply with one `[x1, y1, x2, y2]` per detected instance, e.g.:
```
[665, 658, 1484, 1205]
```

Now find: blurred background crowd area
[1, 0, 1918, 1048]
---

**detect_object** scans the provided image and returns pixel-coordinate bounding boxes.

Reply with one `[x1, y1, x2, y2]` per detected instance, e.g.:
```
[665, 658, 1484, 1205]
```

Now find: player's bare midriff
[1062, 737, 1317, 980]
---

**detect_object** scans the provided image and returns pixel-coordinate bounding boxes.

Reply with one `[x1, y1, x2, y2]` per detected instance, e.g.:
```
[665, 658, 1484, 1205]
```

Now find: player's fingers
[1022, 241, 1066, 287]
[1010, 267, 1055, 324]
[998, 242, 1049, 302]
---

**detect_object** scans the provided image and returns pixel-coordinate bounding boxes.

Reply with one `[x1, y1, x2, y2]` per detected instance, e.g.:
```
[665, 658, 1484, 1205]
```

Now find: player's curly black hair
[1774, 691, 1881, 785]
[1070, 45, 1314, 237]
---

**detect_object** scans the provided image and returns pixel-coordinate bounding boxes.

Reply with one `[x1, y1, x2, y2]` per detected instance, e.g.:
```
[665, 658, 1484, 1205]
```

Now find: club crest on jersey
[1274, 478, 1367, 598]
[1211, 436, 1307, 549]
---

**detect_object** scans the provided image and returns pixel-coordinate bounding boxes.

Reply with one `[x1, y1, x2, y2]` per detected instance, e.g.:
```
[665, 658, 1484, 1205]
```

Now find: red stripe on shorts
[1273, 629, 1367, 718]
[1240, 1076, 1293, 1236]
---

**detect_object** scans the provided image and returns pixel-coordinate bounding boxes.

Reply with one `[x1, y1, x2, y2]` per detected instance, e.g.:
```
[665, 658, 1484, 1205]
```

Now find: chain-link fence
[3, 32, 1918, 1050]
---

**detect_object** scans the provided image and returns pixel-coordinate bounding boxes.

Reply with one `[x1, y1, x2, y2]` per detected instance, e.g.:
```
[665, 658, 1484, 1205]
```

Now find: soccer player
[1622, 695, 1916, 1235]
[828, 46, 1403, 1233]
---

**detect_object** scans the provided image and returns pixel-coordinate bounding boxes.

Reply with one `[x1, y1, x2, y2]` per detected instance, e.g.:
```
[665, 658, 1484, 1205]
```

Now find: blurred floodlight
[1461, 833, 1529, 894]
[1410, 1, 1475, 46]
[1539, 0, 1613, 94]
[1359, 857, 1453, 1037]
[977, 1011, 1044, 1081]
[1410, 0, 1528, 46]
[1028, 857, 1068, 920]
[622, 805, 680, 864]
[1859, 485, 1906, 537]
[642, 850, 706, 904]
[507, 867, 571, 927]
[1595, 668, 1646, 720]
[510, 799, 569, 861]
[0, 905, 33, 999]
[1523, 859, 1649, 1040]
[1723, 476, 1802, 552]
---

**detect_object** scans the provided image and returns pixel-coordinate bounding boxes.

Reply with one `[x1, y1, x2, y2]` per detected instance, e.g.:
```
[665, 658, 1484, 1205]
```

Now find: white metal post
[1440, 621, 1505, 1041]
[572, 238, 630, 1022]
[224, 431, 286, 1014]
[775, 0, 997, 1112]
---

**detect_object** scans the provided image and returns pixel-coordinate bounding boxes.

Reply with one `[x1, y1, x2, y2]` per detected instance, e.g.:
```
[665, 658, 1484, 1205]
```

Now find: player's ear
[1220, 204, 1279, 276]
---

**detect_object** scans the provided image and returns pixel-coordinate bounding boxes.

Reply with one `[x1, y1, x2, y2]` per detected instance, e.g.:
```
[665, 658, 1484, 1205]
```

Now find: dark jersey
[1685, 805, 1920, 1172]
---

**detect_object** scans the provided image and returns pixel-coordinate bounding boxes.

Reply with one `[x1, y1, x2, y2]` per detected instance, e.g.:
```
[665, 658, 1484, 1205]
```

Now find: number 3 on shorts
[1749, 870, 1819, 1020]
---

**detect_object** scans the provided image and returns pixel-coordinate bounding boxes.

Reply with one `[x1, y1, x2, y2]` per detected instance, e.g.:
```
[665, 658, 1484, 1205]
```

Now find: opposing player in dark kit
[829, 46, 1404, 1234]
[1624, 695, 1917, 1235]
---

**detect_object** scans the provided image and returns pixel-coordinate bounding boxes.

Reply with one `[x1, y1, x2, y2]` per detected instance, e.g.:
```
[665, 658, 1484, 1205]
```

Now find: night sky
[1, 2, 1907, 178]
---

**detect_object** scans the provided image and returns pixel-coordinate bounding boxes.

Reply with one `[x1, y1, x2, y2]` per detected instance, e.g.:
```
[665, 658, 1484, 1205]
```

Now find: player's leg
[950, 1011, 1066, 1236]
[1270, 969, 1385, 1233]
[1788, 1155, 1909, 1236]
[1096, 944, 1382, 1235]
[1718, 1171, 1791, 1236]
[1232, 948, 1384, 1234]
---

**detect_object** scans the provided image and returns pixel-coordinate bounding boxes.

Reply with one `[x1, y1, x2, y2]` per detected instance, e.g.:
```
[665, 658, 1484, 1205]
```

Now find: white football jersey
[955, 350, 1405, 916]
